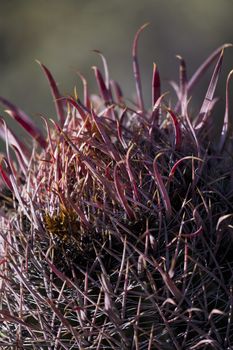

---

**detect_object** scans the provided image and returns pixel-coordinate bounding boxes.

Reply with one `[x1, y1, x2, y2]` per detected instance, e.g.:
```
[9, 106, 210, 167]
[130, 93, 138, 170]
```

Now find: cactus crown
[0, 25, 233, 349]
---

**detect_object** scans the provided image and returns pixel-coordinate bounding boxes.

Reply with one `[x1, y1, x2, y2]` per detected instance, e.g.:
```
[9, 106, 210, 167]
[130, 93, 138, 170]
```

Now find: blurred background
[0, 0, 232, 143]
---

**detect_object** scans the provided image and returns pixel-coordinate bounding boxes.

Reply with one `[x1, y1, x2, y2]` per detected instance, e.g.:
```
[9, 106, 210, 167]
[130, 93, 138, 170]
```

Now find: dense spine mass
[0, 26, 233, 349]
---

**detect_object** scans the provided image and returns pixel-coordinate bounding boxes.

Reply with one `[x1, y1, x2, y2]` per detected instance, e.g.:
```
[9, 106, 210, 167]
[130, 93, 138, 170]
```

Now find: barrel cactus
[0, 25, 232, 349]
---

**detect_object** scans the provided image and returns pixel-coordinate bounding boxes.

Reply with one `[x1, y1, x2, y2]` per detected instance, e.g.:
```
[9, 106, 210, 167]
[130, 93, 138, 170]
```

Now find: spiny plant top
[0, 24, 233, 349]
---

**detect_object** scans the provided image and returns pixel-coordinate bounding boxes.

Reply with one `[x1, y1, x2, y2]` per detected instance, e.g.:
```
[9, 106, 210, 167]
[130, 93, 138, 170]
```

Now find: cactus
[0, 25, 232, 349]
